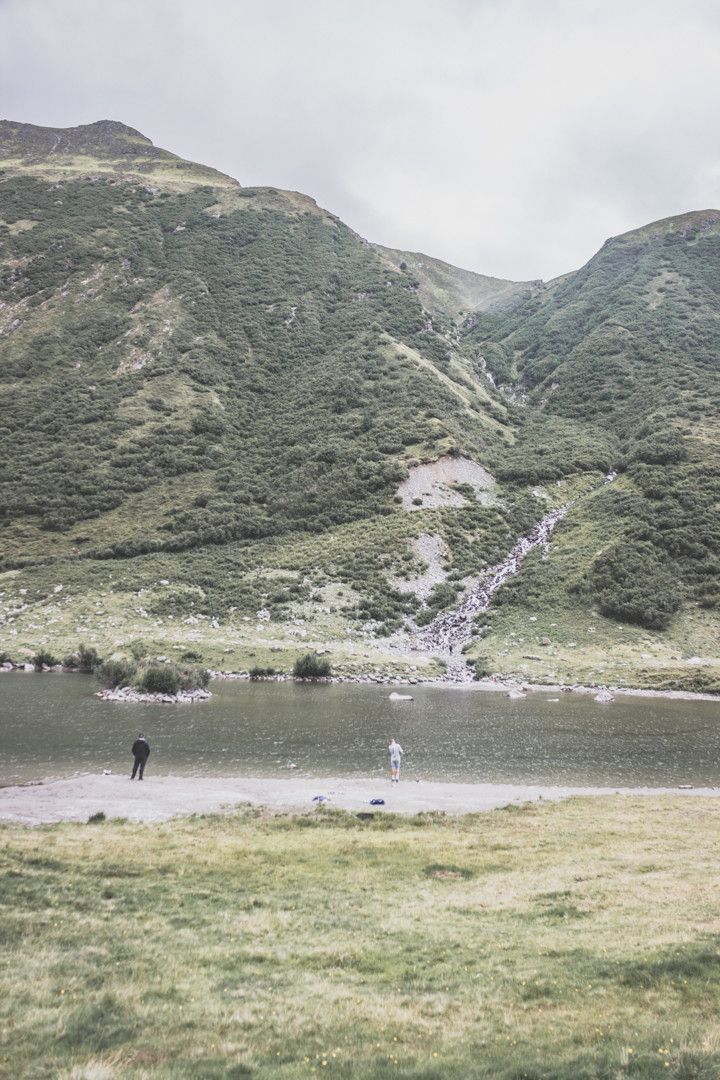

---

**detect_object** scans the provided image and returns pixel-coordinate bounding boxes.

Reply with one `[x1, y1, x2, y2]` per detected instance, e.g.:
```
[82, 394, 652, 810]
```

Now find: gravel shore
[1, 773, 719, 825]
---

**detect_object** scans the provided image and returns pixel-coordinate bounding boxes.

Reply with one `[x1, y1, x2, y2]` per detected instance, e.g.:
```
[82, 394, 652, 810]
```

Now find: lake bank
[225, 671, 720, 702]
[2, 772, 720, 824]
[4, 661, 719, 701]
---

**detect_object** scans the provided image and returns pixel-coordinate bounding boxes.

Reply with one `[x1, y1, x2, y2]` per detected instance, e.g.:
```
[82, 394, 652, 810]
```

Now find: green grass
[1, 798, 720, 1077]
[469, 475, 720, 691]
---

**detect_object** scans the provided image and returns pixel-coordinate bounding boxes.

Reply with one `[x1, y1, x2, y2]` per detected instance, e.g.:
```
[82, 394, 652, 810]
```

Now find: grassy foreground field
[1, 799, 719, 1079]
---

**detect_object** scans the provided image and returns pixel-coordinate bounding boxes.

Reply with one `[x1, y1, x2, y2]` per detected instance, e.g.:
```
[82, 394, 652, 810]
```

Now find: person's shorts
[391, 759, 401, 769]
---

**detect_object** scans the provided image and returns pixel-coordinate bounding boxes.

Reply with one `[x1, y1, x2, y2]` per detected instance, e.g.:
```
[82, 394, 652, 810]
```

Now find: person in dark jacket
[131, 734, 151, 780]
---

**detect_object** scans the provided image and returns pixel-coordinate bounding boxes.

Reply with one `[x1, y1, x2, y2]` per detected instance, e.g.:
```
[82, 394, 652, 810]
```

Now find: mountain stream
[409, 474, 617, 682]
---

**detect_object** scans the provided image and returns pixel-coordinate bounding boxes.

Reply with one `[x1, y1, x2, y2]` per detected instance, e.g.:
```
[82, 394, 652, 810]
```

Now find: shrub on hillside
[627, 430, 688, 466]
[138, 665, 182, 696]
[137, 662, 209, 694]
[33, 650, 59, 670]
[249, 665, 277, 678]
[293, 653, 332, 679]
[75, 644, 101, 673]
[585, 541, 682, 630]
[179, 665, 210, 691]
[415, 582, 461, 627]
[79, 645, 101, 672]
[470, 656, 493, 679]
[98, 659, 137, 689]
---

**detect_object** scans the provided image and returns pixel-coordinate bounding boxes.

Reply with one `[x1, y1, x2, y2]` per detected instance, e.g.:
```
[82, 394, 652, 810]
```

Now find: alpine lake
[1, 672, 719, 788]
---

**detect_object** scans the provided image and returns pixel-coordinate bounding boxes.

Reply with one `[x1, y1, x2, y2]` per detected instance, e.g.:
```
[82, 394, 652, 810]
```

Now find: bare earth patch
[396, 454, 496, 510]
[391, 532, 449, 599]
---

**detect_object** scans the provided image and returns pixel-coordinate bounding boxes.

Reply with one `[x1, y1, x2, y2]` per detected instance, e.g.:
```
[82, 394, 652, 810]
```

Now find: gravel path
[1, 774, 718, 825]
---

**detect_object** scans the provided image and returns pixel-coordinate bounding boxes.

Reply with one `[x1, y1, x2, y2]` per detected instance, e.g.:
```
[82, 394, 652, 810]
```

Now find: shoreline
[168, 672, 720, 703]
[1, 773, 719, 825]
[2, 664, 718, 703]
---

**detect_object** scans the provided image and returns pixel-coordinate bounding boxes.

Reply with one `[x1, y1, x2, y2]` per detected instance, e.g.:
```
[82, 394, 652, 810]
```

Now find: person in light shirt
[388, 737, 403, 783]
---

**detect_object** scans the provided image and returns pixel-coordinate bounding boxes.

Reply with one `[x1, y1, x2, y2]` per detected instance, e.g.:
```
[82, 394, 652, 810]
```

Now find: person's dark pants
[131, 755, 148, 779]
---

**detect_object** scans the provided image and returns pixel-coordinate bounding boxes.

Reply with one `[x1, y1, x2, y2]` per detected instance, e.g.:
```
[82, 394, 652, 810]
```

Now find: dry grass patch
[1, 799, 720, 1077]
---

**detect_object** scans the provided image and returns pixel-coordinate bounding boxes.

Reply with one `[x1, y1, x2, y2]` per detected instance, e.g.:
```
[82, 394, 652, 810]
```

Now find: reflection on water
[0, 673, 719, 787]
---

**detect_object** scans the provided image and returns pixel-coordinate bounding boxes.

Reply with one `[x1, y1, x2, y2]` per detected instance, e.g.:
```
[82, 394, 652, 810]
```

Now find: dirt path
[1, 774, 718, 825]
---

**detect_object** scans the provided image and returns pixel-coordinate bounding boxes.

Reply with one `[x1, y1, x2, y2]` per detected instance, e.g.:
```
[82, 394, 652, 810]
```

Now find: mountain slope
[373, 243, 538, 321]
[0, 170, 509, 558]
[0, 118, 238, 190]
[462, 211, 720, 686]
[0, 120, 539, 675]
[0, 122, 717, 688]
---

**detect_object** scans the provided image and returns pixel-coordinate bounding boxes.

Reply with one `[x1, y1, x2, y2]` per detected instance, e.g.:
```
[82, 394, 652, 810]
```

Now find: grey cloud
[1, 0, 719, 279]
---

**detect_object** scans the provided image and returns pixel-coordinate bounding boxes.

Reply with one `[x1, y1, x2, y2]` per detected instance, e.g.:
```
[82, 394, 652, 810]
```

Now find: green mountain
[372, 244, 538, 320]
[463, 212, 720, 687]
[0, 121, 717, 690]
[0, 119, 237, 189]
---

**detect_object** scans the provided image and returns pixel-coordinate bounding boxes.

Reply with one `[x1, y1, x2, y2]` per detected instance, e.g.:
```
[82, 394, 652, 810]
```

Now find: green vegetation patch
[1, 798, 720, 1077]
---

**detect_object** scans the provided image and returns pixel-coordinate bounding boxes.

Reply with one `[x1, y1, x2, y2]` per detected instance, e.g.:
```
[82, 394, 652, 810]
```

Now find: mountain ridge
[0, 118, 239, 191]
[0, 118, 717, 691]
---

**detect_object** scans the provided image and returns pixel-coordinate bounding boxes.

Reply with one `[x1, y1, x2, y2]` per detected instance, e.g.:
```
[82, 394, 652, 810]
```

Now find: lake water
[0, 673, 719, 787]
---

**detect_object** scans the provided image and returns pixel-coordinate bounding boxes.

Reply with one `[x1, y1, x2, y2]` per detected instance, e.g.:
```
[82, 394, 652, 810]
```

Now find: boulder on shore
[96, 687, 212, 704]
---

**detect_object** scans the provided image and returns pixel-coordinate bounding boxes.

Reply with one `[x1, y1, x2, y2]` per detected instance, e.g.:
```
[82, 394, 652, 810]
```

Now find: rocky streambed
[413, 505, 569, 681]
[407, 472, 619, 683]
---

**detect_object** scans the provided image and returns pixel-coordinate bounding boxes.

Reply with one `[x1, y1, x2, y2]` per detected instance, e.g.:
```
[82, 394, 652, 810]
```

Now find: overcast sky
[2, 0, 719, 280]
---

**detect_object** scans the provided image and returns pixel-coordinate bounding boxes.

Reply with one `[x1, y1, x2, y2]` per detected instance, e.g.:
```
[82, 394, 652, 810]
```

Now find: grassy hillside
[464, 212, 720, 681]
[0, 119, 238, 190]
[373, 243, 537, 320]
[0, 123, 717, 686]
[0, 121, 546, 669]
